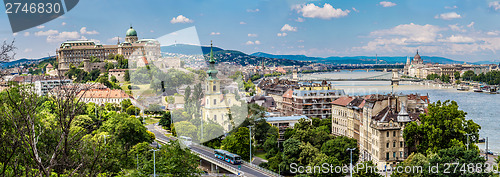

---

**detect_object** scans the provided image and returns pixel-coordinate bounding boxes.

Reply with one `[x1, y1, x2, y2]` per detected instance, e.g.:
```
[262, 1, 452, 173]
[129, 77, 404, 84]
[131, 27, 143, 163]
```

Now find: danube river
[304, 71, 500, 153]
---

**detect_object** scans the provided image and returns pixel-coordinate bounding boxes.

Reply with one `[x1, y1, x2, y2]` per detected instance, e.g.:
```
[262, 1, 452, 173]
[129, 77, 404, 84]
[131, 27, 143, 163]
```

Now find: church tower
[203, 41, 228, 130]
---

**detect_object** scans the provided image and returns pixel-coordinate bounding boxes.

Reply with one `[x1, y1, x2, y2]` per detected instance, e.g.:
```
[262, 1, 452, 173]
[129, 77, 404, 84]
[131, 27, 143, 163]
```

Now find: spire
[209, 40, 215, 63]
[416, 49, 419, 55]
[207, 40, 218, 80]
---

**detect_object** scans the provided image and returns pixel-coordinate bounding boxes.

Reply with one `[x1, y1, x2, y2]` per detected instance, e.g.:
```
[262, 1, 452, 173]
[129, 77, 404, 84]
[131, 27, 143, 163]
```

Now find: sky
[2, 0, 500, 62]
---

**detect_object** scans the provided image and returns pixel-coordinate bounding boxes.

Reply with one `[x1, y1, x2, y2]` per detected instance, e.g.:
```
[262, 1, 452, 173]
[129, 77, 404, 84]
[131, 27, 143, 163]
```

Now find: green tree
[174, 121, 198, 141]
[404, 100, 481, 155]
[221, 127, 253, 161]
[134, 141, 201, 176]
[124, 70, 130, 81]
[110, 75, 118, 83]
[283, 138, 301, 172]
[126, 105, 141, 115]
[120, 99, 132, 111]
[321, 136, 359, 165]
[159, 111, 171, 130]
[99, 112, 152, 150]
[454, 71, 461, 80]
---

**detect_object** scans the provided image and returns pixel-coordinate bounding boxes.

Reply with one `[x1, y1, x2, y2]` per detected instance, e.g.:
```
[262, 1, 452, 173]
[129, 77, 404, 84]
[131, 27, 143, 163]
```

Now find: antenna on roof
[117, 36, 120, 45]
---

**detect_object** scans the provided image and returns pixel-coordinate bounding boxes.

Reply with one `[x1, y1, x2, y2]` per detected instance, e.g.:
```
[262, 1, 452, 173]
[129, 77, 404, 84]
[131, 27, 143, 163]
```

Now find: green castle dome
[126, 27, 137, 36]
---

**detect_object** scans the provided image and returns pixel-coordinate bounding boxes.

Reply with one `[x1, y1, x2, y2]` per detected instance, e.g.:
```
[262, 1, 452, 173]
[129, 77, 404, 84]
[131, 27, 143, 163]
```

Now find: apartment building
[282, 81, 345, 118]
[332, 94, 429, 170]
[11, 75, 72, 96]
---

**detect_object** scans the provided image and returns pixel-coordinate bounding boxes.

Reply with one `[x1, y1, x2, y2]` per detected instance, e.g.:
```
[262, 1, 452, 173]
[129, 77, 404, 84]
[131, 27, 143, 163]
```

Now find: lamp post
[247, 125, 253, 162]
[346, 148, 356, 177]
[465, 133, 472, 151]
[150, 149, 160, 177]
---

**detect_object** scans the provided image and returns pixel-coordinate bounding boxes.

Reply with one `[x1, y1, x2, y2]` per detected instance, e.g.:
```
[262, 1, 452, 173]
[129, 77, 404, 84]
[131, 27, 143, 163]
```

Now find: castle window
[214, 99, 216, 105]
[213, 85, 216, 92]
[386, 132, 389, 137]
[214, 115, 217, 121]
[393, 131, 396, 137]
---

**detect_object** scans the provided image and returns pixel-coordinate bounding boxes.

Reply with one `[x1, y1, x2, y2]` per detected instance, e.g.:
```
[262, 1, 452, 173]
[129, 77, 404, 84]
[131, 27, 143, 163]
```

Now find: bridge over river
[281, 71, 422, 82]
[146, 124, 282, 177]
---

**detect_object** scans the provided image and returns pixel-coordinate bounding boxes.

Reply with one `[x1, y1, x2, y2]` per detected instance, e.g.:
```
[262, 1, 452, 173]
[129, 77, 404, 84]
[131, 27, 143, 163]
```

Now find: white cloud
[489, 1, 500, 11]
[294, 3, 350, 19]
[210, 32, 221, 35]
[277, 33, 287, 37]
[150, 30, 154, 33]
[240, 21, 246, 25]
[448, 24, 466, 32]
[281, 24, 297, 32]
[170, 15, 193, 24]
[23, 48, 32, 53]
[107, 36, 120, 43]
[438, 35, 475, 43]
[434, 12, 462, 20]
[358, 23, 444, 52]
[36, 25, 45, 29]
[467, 22, 475, 28]
[12, 33, 17, 36]
[298, 45, 305, 48]
[379, 1, 396, 7]
[352, 7, 359, 12]
[245, 40, 261, 45]
[247, 9, 260, 12]
[46, 31, 81, 43]
[248, 33, 258, 37]
[35, 30, 59, 36]
[23, 32, 29, 36]
[354, 23, 500, 56]
[61, 22, 66, 26]
[487, 31, 499, 36]
[80, 27, 99, 35]
[445, 5, 457, 9]
[295, 17, 305, 22]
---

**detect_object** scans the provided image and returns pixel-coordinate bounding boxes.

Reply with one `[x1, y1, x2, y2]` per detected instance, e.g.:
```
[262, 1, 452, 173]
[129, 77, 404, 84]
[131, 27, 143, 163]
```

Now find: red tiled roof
[332, 96, 354, 106]
[282, 89, 293, 98]
[78, 88, 130, 99]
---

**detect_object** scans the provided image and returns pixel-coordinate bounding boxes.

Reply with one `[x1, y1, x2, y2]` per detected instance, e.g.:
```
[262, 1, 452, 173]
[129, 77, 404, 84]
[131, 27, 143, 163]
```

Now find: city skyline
[2, 0, 500, 62]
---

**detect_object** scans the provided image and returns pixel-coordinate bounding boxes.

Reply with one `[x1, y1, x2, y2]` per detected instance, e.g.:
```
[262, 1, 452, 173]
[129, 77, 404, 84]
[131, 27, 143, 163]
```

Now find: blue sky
[2, 0, 500, 62]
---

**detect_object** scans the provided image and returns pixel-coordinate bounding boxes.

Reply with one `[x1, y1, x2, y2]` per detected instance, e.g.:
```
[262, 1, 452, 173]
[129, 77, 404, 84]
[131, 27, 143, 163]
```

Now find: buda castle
[56, 26, 160, 73]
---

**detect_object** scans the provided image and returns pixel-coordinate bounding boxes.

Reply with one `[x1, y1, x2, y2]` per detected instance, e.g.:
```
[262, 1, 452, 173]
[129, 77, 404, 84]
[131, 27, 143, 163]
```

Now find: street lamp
[150, 149, 160, 177]
[346, 148, 356, 177]
[247, 125, 253, 162]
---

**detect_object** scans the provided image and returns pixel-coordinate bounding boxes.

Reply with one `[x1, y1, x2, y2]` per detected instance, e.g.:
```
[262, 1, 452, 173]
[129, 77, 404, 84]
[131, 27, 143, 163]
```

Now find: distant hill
[251, 52, 466, 65]
[161, 44, 310, 66]
[161, 44, 223, 55]
[0, 56, 54, 68]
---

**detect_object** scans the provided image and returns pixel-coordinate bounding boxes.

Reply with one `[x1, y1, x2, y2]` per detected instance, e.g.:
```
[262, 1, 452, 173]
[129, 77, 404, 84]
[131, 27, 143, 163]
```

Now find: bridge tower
[391, 69, 400, 85]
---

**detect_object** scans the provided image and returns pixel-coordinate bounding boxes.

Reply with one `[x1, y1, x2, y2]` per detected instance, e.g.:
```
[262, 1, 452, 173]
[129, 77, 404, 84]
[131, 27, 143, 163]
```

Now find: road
[146, 124, 277, 177]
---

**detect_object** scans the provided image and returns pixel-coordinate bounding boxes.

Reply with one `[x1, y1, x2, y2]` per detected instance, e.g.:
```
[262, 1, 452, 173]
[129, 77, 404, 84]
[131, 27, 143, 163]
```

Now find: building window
[393, 152, 396, 158]
[386, 153, 389, 160]
[400, 141, 403, 147]
[393, 142, 396, 147]
[400, 151, 403, 158]
[214, 115, 217, 121]
[386, 143, 389, 148]
[387, 132, 389, 137]
[213, 85, 216, 92]
[393, 131, 396, 137]
[214, 99, 216, 105]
